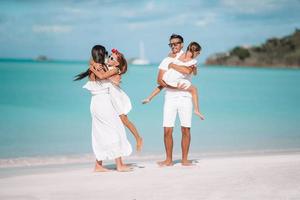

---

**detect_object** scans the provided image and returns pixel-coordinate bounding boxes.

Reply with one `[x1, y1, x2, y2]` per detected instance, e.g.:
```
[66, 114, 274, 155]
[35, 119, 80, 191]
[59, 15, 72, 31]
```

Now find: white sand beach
[0, 153, 300, 200]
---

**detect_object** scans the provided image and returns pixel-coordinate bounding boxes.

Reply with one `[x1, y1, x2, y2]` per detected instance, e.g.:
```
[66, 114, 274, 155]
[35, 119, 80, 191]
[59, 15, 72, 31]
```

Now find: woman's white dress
[162, 58, 197, 89]
[83, 80, 132, 161]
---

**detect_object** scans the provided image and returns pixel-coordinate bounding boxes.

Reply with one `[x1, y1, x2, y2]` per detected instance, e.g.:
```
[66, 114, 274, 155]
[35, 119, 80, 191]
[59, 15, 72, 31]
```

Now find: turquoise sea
[0, 59, 300, 160]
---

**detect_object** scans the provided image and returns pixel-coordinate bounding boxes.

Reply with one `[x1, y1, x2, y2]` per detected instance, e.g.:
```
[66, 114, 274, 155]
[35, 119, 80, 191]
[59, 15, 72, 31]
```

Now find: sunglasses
[108, 54, 117, 61]
[168, 41, 182, 47]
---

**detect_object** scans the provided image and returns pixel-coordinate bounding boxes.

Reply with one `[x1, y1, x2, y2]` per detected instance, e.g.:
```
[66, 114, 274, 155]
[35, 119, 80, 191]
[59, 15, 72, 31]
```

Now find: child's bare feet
[194, 110, 205, 120]
[136, 137, 143, 152]
[142, 98, 151, 104]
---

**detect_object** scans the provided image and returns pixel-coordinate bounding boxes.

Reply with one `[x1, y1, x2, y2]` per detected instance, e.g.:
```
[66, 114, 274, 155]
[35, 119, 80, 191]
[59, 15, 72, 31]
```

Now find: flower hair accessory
[111, 48, 119, 54]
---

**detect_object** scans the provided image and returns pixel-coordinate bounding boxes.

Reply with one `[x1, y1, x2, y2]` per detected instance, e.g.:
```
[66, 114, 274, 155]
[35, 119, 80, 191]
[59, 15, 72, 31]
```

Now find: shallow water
[0, 59, 300, 159]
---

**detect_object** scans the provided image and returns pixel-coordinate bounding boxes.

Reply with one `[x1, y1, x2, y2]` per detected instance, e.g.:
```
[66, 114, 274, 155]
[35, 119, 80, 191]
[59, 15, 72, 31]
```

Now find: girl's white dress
[83, 80, 132, 161]
[107, 66, 132, 116]
[162, 58, 197, 89]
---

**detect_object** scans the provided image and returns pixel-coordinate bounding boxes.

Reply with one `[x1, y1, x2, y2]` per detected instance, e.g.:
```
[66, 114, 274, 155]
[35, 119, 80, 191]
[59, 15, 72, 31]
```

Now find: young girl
[142, 42, 205, 120]
[90, 49, 143, 152]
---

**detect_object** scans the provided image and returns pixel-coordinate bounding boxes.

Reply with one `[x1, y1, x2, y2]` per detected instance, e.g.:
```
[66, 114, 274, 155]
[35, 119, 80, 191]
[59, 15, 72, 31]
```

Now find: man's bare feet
[117, 165, 133, 172]
[157, 160, 173, 167]
[194, 110, 205, 120]
[181, 160, 195, 166]
[142, 98, 151, 104]
[136, 137, 143, 152]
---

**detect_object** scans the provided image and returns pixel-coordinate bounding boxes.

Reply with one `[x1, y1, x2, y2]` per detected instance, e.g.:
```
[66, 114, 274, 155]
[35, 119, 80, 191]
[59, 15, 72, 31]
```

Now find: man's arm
[169, 63, 195, 74]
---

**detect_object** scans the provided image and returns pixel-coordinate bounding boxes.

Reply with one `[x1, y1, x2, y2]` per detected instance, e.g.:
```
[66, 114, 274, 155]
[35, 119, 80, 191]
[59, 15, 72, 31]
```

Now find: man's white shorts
[163, 96, 192, 128]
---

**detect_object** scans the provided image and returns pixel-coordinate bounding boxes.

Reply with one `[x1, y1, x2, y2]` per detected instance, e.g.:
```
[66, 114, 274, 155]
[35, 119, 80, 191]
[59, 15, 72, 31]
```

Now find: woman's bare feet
[136, 137, 143, 152]
[94, 163, 111, 172]
[157, 160, 173, 167]
[142, 98, 151, 104]
[116, 165, 133, 172]
[194, 110, 205, 120]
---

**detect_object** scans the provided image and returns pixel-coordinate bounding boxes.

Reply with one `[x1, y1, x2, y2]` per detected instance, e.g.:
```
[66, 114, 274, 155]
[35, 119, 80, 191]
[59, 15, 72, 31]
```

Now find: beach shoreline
[1, 152, 299, 200]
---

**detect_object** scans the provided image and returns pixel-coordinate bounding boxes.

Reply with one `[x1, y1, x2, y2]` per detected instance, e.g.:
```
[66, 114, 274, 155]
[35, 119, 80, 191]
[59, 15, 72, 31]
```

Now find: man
[157, 34, 195, 166]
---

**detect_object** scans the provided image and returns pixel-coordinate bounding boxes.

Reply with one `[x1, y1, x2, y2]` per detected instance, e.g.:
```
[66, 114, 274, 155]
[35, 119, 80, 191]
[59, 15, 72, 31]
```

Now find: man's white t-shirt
[158, 50, 192, 99]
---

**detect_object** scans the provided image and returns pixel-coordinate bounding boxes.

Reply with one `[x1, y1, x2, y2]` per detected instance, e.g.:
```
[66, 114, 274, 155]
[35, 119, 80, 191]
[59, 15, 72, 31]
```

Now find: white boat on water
[131, 41, 150, 65]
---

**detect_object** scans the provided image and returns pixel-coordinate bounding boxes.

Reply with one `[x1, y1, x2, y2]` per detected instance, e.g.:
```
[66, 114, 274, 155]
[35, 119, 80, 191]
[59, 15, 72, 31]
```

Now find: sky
[0, 0, 300, 63]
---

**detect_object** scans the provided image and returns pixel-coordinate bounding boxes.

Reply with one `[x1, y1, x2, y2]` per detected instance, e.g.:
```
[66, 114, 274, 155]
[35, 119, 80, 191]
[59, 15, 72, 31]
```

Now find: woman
[74, 45, 132, 172]
[90, 48, 143, 152]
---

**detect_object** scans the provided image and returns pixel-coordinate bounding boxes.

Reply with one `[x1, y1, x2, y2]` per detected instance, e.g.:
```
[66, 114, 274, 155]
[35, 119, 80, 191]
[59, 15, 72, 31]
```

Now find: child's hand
[168, 52, 176, 58]
[109, 75, 121, 86]
[192, 65, 197, 75]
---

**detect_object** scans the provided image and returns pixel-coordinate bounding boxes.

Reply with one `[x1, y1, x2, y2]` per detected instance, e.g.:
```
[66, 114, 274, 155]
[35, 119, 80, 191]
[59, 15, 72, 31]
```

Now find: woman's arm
[89, 65, 119, 80]
[169, 63, 195, 74]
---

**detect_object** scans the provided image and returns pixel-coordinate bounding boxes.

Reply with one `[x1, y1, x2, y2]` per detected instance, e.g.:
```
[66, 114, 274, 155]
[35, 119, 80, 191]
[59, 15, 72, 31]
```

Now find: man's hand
[177, 82, 187, 90]
[168, 62, 174, 69]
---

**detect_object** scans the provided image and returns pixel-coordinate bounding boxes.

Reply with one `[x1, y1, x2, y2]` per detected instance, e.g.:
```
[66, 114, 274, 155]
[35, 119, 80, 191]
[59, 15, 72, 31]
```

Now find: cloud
[32, 25, 72, 33]
[194, 13, 216, 27]
[220, 0, 289, 14]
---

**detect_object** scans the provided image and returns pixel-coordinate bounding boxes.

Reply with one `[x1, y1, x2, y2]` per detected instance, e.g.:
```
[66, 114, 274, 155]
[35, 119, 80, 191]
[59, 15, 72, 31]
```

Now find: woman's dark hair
[74, 45, 107, 81]
[169, 34, 184, 43]
[187, 42, 201, 58]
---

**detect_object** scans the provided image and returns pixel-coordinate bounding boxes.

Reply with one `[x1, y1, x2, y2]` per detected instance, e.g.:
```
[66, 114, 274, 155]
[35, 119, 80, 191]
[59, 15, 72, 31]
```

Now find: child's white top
[162, 57, 197, 88]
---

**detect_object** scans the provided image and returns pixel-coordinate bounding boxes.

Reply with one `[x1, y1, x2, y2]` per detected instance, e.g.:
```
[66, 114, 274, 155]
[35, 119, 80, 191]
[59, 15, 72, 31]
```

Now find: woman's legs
[119, 114, 143, 151]
[186, 85, 204, 120]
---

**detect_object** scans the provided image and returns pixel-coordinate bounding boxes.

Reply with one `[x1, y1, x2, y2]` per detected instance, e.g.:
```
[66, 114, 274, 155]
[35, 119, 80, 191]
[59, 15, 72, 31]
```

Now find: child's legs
[119, 114, 141, 140]
[186, 85, 200, 112]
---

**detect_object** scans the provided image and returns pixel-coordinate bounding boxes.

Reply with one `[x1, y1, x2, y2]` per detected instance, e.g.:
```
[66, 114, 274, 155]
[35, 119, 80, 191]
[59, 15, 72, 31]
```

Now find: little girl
[90, 49, 143, 152]
[142, 42, 204, 120]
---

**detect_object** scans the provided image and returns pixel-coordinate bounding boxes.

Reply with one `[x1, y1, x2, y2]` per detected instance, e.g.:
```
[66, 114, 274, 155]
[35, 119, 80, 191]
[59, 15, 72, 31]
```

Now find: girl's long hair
[113, 50, 127, 74]
[74, 45, 107, 81]
[186, 42, 201, 58]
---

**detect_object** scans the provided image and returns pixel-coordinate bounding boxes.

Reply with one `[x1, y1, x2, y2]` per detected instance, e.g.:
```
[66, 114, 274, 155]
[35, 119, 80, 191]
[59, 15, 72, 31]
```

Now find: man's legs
[178, 97, 193, 165]
[181, 127, 192, 165]
[158, 127, 174, 166]
[158, 97, 177, 166]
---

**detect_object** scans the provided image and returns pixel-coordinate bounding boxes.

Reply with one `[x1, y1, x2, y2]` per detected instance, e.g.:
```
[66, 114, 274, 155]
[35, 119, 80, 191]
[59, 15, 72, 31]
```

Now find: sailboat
[132, 41, 150, 65]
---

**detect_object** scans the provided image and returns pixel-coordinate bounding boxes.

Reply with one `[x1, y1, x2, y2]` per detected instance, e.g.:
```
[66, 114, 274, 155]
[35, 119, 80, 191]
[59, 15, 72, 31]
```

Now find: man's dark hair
[169, 34, 184, 43]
